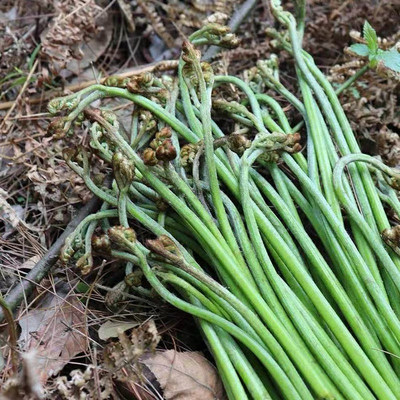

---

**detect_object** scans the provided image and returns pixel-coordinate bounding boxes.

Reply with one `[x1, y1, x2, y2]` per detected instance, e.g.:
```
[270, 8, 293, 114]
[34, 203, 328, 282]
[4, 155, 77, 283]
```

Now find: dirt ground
[0, 1, 399, 399]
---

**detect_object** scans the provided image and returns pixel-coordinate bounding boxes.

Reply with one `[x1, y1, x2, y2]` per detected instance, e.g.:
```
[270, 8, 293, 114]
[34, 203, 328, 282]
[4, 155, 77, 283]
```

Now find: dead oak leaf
[142, 350, 227, 400]
[18, 291, 88, 384]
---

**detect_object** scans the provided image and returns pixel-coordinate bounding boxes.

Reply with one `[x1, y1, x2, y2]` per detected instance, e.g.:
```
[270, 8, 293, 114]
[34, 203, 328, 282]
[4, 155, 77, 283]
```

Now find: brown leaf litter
[142, 350, 227, 400]
[40, 0, 102, 74]
[18, 288, 88, 384]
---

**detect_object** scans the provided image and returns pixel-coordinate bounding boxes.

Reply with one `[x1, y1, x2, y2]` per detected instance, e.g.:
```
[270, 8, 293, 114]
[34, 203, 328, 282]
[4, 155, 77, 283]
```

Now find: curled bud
[161, 75, 175, 90]
[142, 148, 158, 166]
[201, 62, 214, 84]
[253, 132, 302, 163]
[126, 72, 155, 93]
[204, 23, 230, 35]
[112, 152, 135, 190]
[257, 56, 280, 81]
[146, 119, 157, 133]
[125, 270, 143, 287]
[48, 96, 81, 114]
[228, 134, 251, 154]
[182, 41, 202, 64]
[139, 110, 157, 135]
[139, 72, 154, 85]
[60, 234, 84, 264]
[155, 139, 177, 162]
[382, 226, 400, 254]
[158, 235, 178, 252]
[76, 253, 93, 275]
[259, 152, 280, 163]
[287, 132, 301, 145]
[219, 32, 240, 49]
[182, 62, 214, 88]
[154, 88, 170, 104]
[190, 24, 239, 49]
[146, 235, 181, 258]
[180, 143, 200, 168]
[287, 142, 302, 154]
[158, 126, 172, 139]
[101, 110, 119, 128]
[182, 64, 199, 87]
[63, 146, 87, 166]
[92, 234, 112, 255]
[283, 133, 302, 154]
[104, 75, 130, 88]
[60, 244, 75, 264]
[47, 117, 70, 138]
[73, 235, 84, 249]
[108, 226, 136, 251]
[74, 112, 85, 128]
[150, 127, 172, 149]
[48, 98, 65, 114]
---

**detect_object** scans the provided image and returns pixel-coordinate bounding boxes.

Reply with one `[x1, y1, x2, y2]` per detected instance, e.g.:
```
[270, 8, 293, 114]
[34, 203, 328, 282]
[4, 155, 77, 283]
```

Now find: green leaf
[76, 282, 90, 293]
[8, 76, 27, 90]
[376, 49, 400, 72]
[349, 43, 369, 56]
[0, 70, 22, 85]
[28, 44, 41, 70]
[363, 21, 378, 54]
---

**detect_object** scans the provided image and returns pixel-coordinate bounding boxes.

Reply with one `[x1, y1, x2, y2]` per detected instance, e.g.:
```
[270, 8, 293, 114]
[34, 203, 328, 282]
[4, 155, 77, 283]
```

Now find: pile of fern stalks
[49, 1, 400, 399]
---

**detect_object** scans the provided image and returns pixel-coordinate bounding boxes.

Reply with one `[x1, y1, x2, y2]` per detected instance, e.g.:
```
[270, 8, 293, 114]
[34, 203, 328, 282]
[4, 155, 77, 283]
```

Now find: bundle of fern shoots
[49, 1, 400, 399]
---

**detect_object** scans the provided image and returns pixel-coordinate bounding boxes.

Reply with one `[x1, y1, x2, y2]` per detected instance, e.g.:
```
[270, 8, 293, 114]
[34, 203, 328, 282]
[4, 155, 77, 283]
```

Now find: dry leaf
[0, 189, 25, 229]
[0, 351, 45, 399]
[40, 0, 102, 72]
[19, 255, 41, 270]
[27, 163, 88, 204]
[18, 289, 88, 384]
[98, 320, 139, 340]
[0, 188, 32, 238]
[54, 365, 114, 399]
[104, 320, 160, 372]
[66, 13, 113, 76]
[0, 6, 17, 24]
[142, 350, 227, 400]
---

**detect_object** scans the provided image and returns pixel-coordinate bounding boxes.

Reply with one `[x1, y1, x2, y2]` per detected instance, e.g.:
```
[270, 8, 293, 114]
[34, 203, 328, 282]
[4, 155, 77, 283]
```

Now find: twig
[0, 60, 178, 111]
[0, 195, 102, 322]
[203, 0, 259, 61]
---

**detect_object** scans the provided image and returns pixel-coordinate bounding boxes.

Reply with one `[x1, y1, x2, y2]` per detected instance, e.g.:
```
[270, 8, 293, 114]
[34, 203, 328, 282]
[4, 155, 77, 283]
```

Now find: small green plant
[0, 44, 41, 100]
[350, 21, 400, 72]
